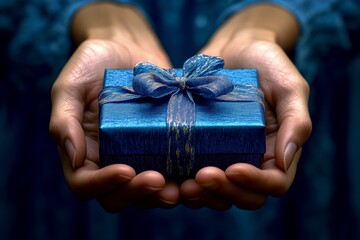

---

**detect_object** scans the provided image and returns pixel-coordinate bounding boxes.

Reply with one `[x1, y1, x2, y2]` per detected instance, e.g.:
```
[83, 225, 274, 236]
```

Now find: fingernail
[284, 142, 297, 171]
[64, 139, 76, 168]
[159, 199, 178, 205]
[147, 186, 164, 191]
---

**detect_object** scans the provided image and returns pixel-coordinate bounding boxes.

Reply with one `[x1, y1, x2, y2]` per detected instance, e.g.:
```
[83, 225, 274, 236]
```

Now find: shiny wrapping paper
[99, 68, 265, 179]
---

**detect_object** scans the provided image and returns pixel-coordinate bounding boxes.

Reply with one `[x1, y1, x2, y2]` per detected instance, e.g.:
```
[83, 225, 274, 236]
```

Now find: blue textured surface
[99, 54, 265, 177]
[99, 68, 265, 177]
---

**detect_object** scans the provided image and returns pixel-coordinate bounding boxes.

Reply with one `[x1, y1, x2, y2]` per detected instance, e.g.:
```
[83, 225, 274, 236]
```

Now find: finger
[154, 180, 180, 206]
[226, 150, 301, 196]
[50, 82, 87, 169]
[97, 171, 166, 212]
[180, 179, 207, 209]
[180, 179, 232, 210]
[195, 167, 267, 210]
[71, 163, 136, 200]
[135, 180, 180, 209]
[58, 148, 136, 199]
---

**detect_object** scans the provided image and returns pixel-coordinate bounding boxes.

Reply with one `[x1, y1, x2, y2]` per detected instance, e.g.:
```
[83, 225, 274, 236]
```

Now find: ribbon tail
[183, 54, 224, 78]
[166, 90, 196, 176]
[98, 86, 144, 105]
[215, 84, 265, 110]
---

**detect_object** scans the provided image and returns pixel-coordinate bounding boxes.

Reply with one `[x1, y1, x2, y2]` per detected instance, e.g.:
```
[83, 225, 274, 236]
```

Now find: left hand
[180, 30, 312, 210]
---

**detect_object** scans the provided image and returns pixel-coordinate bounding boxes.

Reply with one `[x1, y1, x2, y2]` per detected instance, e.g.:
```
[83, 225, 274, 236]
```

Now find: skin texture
[49, 2, 312, 212]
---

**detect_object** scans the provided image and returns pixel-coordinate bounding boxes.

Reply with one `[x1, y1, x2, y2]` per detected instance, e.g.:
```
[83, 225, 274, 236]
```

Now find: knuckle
[48, 120, 58, 139]
[48, 113, 65, 143]
[78, 39, 113, 62]
[302, 79, 311, 95]
[302, 117, 313, 138]
[272, 182, 291, 197]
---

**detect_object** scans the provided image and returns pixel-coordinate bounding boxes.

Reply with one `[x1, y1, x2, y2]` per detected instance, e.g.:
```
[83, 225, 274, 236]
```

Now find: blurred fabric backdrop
[1, 0, 360, 239]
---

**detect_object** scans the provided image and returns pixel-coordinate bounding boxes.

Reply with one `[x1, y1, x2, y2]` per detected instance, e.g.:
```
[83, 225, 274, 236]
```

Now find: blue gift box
[99, 56, 265, 179]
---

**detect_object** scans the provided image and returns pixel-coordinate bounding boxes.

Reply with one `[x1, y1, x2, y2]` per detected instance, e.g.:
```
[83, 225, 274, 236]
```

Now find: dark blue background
[1, 0, 360, 239]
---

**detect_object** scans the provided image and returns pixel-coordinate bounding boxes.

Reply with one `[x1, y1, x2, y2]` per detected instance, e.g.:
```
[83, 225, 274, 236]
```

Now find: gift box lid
[99, 68, 265, 156]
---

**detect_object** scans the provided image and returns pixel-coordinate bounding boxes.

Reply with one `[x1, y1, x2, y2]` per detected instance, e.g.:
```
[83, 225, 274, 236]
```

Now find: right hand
[49, 3, 180, 212]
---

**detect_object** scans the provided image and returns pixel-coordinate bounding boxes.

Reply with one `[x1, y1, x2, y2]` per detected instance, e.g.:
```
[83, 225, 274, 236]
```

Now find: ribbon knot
[175, 77, 186, 91]
[99, 54, 264, 177]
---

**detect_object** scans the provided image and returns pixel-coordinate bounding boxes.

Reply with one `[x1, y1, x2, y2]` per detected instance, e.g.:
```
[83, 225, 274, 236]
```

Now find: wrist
[234, 3, 300, 50]
[205, 3, 299, 54]
[72, 3, 133, 44]
[231, 28, 277, 45]
[202, 27, 277, 60]
[71, 2, 170, 67]
[71, 3, 159, 48]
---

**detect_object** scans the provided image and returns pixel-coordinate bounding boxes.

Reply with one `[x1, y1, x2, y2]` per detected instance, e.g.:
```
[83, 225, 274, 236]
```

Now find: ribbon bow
[99, 54, 264, 176]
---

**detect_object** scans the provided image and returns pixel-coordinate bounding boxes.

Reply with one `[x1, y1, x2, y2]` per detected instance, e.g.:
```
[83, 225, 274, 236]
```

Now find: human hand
[180, 5, 312, 210]
[49, 4, 179, 212]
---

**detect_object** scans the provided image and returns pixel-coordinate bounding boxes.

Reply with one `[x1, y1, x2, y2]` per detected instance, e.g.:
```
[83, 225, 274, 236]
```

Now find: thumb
[274, 85, 312, 171]
[49, 75, 87, 169]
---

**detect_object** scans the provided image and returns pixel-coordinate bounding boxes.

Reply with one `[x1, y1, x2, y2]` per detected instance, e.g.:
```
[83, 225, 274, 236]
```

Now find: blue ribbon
[99, 54, 264, 176]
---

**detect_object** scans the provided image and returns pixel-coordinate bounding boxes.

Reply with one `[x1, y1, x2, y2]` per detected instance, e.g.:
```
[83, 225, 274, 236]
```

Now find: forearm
[206, 3, 300, 53]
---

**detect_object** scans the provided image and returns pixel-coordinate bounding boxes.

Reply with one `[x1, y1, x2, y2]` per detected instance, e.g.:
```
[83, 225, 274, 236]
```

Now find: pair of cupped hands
[49, 4, 311, 212]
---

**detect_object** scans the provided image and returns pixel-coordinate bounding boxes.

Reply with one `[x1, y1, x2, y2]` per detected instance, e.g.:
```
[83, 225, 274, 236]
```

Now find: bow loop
[133, 73, 178, 98]
[134, 62, 177, 85]
[186, 75, 234, 99]
[183, 54, 224, 78]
